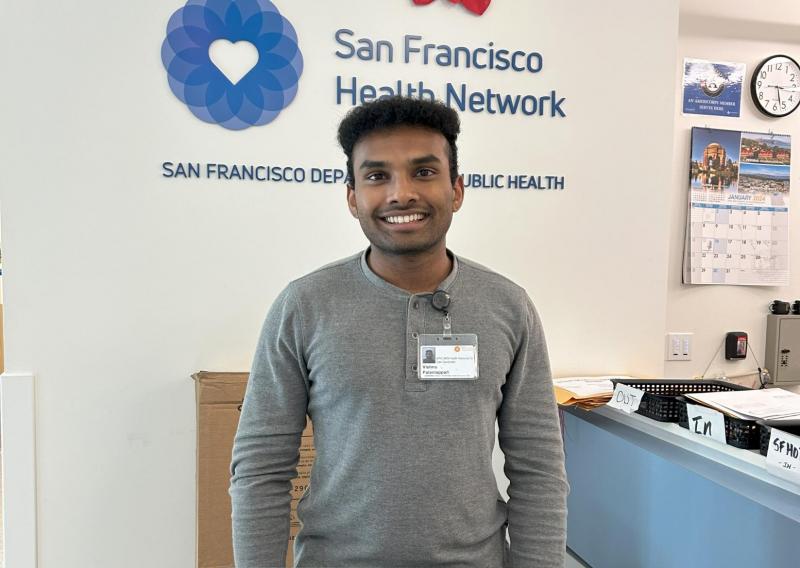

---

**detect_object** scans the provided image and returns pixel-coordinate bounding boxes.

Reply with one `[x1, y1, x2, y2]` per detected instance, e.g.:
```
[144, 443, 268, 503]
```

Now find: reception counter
[563, 405, 800, 568]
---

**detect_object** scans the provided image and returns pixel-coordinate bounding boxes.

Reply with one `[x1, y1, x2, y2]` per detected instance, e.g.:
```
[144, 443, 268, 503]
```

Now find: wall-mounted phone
[725, 332, 748, 360]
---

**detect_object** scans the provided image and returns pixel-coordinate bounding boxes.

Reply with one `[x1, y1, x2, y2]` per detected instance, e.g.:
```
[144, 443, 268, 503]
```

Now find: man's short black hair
[337, 96, 461, 186]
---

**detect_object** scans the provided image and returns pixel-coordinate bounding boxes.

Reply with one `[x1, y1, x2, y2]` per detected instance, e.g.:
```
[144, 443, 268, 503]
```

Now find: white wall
[0, 1, 679, 566]
[665, 3, 800, 390]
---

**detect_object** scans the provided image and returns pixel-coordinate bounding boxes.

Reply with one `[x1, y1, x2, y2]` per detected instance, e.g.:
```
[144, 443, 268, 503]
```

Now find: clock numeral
[758, 91, 763, 99]
[761, 70, 767, 79]
[757, 80, 762, 87]
[777, 63, 783, 70]
[791, 74, 796, 81]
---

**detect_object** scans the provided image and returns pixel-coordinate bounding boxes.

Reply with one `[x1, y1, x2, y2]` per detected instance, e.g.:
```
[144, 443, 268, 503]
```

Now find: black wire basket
[757, 420, 800, 456]
[610, 378, 750, 423]
[676, 395, 760, 449]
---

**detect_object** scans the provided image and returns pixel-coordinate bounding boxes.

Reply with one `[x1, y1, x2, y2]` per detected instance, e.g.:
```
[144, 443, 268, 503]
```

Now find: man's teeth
[385, 213, 425, 224]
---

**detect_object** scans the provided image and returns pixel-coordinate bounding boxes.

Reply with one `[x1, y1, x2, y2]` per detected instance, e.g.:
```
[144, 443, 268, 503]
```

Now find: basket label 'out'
[608, 384, 644, 414]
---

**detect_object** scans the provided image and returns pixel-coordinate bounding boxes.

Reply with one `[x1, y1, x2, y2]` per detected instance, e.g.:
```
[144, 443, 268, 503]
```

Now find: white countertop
[564, 405, 800, 521]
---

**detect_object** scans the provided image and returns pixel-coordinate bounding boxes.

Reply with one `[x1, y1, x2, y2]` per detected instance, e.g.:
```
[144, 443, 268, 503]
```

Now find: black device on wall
[725, 332, 748, 360]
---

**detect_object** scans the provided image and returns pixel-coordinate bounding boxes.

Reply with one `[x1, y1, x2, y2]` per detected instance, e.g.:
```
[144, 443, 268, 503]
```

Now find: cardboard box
[193, 371, 314, 568]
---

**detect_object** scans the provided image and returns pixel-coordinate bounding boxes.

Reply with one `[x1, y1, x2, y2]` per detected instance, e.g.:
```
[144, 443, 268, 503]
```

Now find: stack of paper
[553, 376, 634, 410]
[684, 388, 800, 421]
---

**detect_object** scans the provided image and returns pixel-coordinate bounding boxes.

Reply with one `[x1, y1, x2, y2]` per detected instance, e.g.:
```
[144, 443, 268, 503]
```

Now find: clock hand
[768, 84, 800, 92]
[777, 87, 783, 106]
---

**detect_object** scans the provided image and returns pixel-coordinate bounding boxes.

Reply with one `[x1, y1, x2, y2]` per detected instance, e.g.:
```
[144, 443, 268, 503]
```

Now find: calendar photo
[739, 163, 790, 195]
[690, 127, 741, 194]
[741, 132, 790, 165]
[684, 127, 791, 286]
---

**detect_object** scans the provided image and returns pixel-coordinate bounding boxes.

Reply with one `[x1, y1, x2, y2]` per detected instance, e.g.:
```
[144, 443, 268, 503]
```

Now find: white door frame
[1, 373, 37, 568]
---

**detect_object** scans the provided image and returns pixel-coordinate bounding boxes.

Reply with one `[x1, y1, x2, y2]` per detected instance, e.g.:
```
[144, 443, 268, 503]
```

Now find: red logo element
[412, 0, 491, 16]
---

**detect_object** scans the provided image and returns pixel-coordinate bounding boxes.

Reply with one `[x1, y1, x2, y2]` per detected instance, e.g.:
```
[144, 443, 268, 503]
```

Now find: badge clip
[443, 313, 452, 339]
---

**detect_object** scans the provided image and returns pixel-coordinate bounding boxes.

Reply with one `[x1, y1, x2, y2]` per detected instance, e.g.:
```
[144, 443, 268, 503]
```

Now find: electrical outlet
[666, 332, 693, 361]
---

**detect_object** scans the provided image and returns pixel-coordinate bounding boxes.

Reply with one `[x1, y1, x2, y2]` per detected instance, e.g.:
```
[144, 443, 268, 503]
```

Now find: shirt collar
[359, 247, 459, 298]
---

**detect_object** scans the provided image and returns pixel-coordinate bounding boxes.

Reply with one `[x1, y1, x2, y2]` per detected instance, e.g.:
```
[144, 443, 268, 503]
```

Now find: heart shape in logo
[208, 39, 259, 85]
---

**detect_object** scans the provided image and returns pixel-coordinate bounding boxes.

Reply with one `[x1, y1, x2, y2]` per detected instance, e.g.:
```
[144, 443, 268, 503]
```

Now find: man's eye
[416, 168, 436, 177]
[365, 172, 386, 181]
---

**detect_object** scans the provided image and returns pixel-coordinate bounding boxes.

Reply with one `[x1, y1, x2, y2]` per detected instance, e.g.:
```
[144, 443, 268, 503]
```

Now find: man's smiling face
[347, 126, 464, 257]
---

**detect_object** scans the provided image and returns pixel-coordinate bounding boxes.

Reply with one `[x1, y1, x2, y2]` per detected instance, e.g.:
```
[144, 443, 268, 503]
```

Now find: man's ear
[452, 175, 465, 212]
[346, 184, 359, 218]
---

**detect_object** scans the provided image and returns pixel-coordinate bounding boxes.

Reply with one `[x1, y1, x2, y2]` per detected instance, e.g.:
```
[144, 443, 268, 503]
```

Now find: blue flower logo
[161, 0, 303, 130]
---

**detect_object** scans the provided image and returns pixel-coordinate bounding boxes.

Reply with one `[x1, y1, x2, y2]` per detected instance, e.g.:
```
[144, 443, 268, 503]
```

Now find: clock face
[751, 55, 800, 117]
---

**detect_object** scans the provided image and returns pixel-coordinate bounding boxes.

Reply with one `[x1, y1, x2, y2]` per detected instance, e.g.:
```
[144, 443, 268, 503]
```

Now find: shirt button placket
[406, 295, 427, 392]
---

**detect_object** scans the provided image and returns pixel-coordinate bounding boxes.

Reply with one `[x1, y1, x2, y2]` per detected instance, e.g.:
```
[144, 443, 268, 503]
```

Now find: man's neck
[366, 245, 452, 294]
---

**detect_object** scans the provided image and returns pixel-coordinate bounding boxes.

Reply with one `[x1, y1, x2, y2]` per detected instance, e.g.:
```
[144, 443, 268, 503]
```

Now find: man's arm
[230, 285, 310, 568]
[497, 292, 569, 567]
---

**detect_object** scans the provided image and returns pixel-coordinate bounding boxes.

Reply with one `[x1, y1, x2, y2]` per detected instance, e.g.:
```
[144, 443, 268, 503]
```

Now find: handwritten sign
[607, 383, 644, 414]
[684, 402, 727, 444]
[766, 428, 800, 485]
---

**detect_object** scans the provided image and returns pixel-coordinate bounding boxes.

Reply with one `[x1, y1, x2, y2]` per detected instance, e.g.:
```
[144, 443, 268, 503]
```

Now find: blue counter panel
[564, 411, 798, 568]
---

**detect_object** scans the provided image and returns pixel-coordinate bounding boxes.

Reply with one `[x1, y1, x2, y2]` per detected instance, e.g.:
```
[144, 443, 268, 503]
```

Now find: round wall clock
[751, 54, 800, 117]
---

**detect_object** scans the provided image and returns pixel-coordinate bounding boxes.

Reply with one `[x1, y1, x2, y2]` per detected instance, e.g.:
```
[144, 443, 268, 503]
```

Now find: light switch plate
[666, 332, 693, 361]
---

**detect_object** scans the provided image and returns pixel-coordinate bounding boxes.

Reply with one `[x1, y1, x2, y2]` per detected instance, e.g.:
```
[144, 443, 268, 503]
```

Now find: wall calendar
[684, 127, 790, 286]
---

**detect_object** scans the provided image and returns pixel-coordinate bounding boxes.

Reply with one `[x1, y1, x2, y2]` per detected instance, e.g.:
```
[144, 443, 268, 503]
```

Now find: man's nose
[387, 175, 418, 205]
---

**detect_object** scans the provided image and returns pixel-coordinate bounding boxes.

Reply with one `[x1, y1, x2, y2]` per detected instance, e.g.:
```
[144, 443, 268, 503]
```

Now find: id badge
[418, 333, 479, 380]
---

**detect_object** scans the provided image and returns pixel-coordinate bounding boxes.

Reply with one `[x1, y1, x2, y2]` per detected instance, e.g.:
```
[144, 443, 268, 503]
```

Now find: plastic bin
[757, 419, 800, 456]
[677, 396, 760, 449]
[610, 378, 750, 423]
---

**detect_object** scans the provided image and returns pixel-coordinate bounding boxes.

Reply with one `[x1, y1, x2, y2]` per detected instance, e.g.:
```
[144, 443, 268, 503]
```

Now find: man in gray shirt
[230, 96, 568, 567]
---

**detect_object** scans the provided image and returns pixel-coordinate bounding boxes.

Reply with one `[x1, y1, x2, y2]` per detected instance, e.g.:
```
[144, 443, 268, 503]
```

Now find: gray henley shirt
[230, 250, 569, 567]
